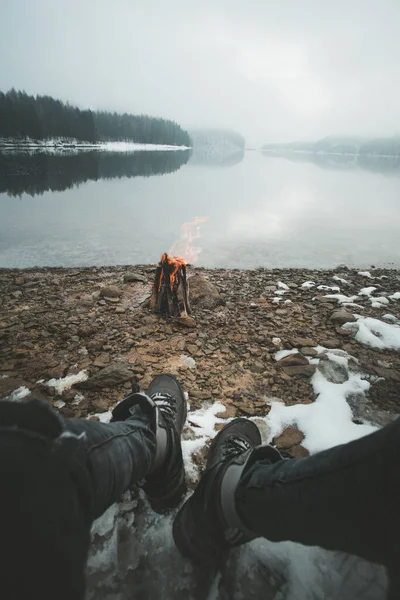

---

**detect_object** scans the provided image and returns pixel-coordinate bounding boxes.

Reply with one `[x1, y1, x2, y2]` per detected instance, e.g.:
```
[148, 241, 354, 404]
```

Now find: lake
[1, 147, 400, 269]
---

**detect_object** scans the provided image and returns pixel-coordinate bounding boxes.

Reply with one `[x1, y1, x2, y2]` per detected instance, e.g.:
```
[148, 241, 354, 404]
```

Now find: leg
[65, 406, 156, 519]
[174, 417, 400, 576]
[236, 417, 400, 567]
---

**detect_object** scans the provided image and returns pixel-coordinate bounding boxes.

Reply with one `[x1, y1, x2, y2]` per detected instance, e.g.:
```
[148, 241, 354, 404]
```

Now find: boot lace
[150, 392, 177, 426]
[222, 436, 251, 460]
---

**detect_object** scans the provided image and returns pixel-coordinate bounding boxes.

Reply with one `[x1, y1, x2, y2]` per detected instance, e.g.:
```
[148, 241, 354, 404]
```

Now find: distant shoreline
[0, 140, 191, 152]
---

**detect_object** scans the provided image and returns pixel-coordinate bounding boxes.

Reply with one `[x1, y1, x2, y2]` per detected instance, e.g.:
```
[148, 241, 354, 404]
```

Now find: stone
[330, 309, 356, 325]
[15, 276, 25, 285]
[188, 274, 224, 309]
[315, 295, 338, 303]
[100, 285, 122, 298]
[92, 353, 111, 368]
[250, 361, 265, 374]
[48, 364, 69, 379]
[373, 367, 400, 383]
[289, 445, 310, 458]
[74, 362, 133, 390]
[300, 347, 318, 356]
[319, 338, 340, 349]
[275, 309, 288, 316]
[274, 425, 304, 449]
[282, 365, 316, 378]
[291, 337, 317, 347]
[115, 307, 126, 314]
[124, 272, 147, 283]
[277, 353, 309, 367]
[318, 357, 349, 384]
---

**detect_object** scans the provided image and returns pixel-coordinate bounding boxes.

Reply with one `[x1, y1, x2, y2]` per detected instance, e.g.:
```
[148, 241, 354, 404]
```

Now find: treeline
[0, 89, 191, 146]
[0, 149, 191, 197]
[262, 135, 400, 157]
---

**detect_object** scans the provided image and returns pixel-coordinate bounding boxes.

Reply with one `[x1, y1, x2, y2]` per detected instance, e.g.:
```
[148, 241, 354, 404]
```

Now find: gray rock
[124, 272, 147, 283]
[318, 357, 349, 384]
[100, 285, 122, 298]
[319, 338, 340, 349]
[250, 361, 265, 373]
[188, 274, 224, 309]
[291, 337, 317, 347]
[74, 363, 133, 390]
[282, 365, 316, 378]
[300, 347, 318, 356]
[331, 309, 356, 325]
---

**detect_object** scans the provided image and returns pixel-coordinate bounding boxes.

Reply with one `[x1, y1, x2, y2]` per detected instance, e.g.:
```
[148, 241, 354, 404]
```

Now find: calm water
[1, 148, 400, 269]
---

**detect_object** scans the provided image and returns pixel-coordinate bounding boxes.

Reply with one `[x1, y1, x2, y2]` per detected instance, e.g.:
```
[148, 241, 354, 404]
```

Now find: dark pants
[236, 416, 400, 597]
[64, 408, 156, 519]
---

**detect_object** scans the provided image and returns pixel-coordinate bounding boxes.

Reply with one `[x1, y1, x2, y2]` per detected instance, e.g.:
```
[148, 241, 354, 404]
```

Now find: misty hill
[188, 128, 245, 166]
[262, 135, 400, 156]
[0, 89, 191, 147]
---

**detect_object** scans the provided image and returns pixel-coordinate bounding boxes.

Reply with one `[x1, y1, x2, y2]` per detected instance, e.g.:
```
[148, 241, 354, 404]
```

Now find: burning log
[150, 253, 191, 317]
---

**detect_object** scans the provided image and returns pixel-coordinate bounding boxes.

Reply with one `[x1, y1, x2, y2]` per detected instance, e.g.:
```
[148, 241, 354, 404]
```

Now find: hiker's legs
[236, 417, 400, 568]
[65, 407, 156, 519]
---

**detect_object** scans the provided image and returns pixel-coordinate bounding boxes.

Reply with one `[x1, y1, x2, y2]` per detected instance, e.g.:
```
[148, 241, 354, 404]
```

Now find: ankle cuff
[220, 448, 259, 544]
[151, 408, 168, 472]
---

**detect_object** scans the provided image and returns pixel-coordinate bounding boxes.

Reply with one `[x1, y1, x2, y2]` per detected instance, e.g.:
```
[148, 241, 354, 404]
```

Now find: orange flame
[169, 216, 209, 263]
[158, 253, 187, 291]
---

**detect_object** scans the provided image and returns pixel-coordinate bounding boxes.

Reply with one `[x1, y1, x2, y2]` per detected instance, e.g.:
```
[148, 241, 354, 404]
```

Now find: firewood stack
[150, 253, 191, 317]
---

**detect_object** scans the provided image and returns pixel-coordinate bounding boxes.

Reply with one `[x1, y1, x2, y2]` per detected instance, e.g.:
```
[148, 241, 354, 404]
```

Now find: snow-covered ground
[0, 137, 190, 152]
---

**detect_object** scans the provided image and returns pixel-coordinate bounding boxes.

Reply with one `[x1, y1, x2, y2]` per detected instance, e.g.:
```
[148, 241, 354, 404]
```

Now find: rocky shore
[1, 264, 399, 461]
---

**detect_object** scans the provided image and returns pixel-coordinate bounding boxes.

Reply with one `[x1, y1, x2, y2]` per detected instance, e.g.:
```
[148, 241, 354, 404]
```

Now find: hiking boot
[173, 418, 262, 565]
[111, 374, 187, 512]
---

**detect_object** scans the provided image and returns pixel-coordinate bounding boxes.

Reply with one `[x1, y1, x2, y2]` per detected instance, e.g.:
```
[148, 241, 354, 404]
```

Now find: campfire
[150, 253, 191, 318]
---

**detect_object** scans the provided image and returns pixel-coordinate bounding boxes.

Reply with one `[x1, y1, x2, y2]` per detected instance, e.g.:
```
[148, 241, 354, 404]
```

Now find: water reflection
[0, 149, 191, 197]
[262, 150, 400, 175]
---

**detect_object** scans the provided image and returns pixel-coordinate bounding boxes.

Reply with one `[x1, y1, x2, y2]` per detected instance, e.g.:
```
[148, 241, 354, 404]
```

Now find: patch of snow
[54, 399, 66, 409]
[301, 281, 315, 288]
[382, 314, 398, 323]
[72, 392, 85, 406]
[277, 281, 289, 290]
[179, 354, 196, 369]
[90, 410, 113, 423]
[342, 302, 365, 309]
[272, 297, 282, 303]
[272, 337, 282, 344]
[317, 285, 340, 291]
[358, 271, 373, 278]
[183, 401, 226, 480]
[370, 296, 390, 308]
[343, 317, 400, 350]
[332, 275, 349, 284]
[358, 287, 377, 296]
[99, 141, 190, 152]
[266, 365, 376, 454]
[0, 375, 9, 379]
[324, 294, 359, 304]
[6, 386, 31, 401]
[274, 289, 286, 295]
[389, 292, 400, 300]
[45, 370, 88, 394]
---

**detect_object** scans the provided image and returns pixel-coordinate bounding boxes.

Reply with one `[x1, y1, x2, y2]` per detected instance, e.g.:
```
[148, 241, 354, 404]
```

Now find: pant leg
[236, 416, 400, 569]
[64, 407, 156, 519]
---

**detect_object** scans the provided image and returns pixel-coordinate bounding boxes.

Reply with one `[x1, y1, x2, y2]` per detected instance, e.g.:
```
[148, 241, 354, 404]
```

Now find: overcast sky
[1, 0, 399, 144]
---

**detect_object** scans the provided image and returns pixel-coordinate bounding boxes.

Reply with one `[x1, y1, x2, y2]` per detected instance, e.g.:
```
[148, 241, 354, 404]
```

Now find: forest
[0, 89, 191, 147]
[0, 149, 191, 197]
